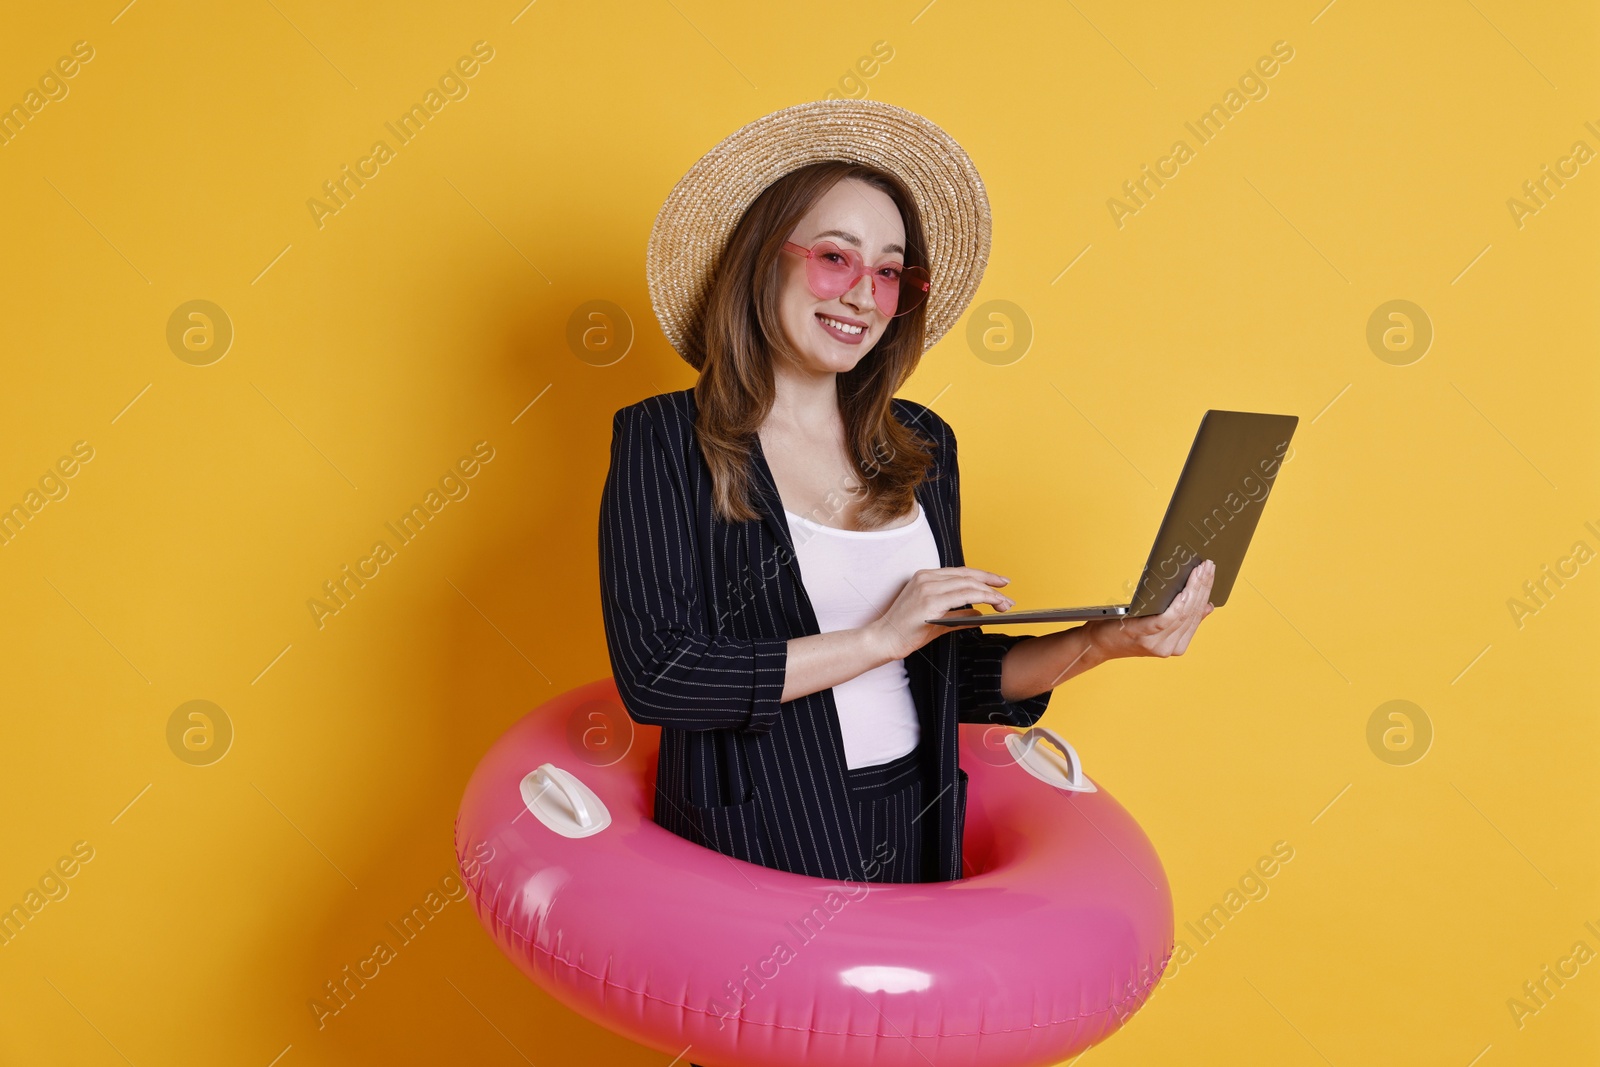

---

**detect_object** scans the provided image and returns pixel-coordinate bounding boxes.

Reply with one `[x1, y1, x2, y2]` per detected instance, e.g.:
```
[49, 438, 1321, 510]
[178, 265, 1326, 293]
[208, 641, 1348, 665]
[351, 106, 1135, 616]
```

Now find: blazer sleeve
[599, 403, 789, 734]
[936, 417, 1055, 728]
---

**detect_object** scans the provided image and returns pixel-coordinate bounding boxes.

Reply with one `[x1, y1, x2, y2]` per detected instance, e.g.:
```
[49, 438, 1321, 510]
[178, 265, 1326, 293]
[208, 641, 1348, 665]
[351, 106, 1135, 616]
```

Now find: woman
[599, 100, 1214, 898]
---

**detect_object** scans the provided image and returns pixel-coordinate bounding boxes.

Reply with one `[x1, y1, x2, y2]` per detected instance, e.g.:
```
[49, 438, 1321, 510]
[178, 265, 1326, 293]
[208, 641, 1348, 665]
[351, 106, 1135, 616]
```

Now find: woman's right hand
[867, 566, 1015, 660]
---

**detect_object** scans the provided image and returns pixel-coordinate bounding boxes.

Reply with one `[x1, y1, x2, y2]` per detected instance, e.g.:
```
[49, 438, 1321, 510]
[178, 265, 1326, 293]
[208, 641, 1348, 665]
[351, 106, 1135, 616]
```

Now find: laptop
[926, 409, 1298, 626]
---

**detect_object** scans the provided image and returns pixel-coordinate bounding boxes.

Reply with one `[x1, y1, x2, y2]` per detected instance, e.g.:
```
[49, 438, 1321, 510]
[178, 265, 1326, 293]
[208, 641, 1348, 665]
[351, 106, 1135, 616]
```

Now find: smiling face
[774, 177, 908, 375]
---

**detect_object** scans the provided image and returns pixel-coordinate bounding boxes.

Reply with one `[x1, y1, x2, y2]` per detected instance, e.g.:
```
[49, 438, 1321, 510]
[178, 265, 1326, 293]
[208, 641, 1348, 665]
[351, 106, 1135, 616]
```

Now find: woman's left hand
[1084, 559, 1216, 661]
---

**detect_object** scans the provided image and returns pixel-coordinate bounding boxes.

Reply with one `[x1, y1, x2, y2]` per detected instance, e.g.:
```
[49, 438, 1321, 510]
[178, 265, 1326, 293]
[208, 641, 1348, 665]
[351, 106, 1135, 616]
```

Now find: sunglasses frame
[780, 239, 931, 319]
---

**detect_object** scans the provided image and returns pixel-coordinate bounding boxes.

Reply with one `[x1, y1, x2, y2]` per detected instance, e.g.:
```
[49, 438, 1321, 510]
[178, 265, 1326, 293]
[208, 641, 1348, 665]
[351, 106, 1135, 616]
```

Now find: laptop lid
[1126, 409, 1298, 617]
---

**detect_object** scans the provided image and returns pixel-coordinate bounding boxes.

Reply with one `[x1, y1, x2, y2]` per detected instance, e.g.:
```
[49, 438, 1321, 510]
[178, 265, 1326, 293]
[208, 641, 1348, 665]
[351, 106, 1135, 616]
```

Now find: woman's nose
[839, 273, 876, 314]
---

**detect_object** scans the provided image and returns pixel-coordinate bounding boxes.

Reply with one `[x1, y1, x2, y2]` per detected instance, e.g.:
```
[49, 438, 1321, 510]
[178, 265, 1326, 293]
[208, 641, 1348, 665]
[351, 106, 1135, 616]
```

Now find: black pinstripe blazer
[598, 388, 1052, 883]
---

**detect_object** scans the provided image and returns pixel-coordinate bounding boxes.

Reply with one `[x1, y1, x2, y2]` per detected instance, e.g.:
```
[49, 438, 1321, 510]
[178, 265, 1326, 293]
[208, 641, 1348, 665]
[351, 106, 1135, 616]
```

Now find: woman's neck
[765, 359, 841, 434]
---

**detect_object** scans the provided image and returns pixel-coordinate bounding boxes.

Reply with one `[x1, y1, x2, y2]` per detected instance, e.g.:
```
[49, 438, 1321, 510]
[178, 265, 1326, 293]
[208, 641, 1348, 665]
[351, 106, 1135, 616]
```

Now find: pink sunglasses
[781, 240, 931, 319]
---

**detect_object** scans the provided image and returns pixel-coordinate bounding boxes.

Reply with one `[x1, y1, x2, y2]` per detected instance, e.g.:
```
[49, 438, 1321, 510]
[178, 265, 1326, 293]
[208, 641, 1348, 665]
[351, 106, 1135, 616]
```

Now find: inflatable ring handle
[521, 764, 613, 837]
[533, 765, 592, 827]
[1006, 727, 1098, 793]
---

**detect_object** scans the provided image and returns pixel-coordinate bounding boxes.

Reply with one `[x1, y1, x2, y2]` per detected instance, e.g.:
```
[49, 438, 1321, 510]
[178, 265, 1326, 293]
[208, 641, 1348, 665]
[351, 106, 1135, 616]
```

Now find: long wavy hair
[693, 161, 936, 529]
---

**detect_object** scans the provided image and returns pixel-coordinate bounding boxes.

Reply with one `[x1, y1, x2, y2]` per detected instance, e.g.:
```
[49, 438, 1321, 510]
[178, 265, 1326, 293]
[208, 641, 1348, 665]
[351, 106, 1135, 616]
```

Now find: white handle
[1007, 727, 1097, 792]
[529, 764, 593, 828]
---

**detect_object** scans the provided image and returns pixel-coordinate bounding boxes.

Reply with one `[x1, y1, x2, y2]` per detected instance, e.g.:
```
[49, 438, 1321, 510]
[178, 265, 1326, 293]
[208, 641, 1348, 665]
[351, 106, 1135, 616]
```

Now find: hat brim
[646, 99, 991, 370]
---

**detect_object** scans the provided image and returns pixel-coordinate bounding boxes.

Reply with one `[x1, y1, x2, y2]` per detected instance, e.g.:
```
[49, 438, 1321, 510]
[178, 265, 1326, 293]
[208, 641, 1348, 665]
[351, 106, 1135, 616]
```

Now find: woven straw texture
[646, 99, 992, 370]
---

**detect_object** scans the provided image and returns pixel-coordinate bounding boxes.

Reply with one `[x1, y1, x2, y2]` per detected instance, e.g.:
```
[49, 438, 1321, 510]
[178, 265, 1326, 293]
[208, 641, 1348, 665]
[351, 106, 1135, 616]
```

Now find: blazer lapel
[914, 470, 954, 568]
[747, 436, 819, 631]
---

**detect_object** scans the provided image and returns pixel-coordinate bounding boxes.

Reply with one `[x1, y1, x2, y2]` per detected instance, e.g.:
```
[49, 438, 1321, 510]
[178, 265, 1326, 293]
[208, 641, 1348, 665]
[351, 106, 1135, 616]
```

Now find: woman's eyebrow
[811, 229, 905, 256]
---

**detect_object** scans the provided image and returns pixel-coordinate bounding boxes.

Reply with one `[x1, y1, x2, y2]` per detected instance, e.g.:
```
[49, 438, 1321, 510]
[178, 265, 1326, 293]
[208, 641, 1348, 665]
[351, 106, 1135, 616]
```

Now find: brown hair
[692, 161, 936, 529]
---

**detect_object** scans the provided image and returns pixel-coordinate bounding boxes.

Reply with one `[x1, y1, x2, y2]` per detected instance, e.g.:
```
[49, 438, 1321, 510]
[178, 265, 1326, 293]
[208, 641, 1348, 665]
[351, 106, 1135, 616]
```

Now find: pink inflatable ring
[455, 678, 1174, 1067]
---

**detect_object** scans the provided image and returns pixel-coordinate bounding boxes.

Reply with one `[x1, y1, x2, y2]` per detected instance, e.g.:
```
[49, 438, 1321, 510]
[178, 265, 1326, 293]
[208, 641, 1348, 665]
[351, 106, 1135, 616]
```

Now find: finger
[925, 572, 1011, 594]
[1149, 583, 1205, 647]
[1175, 608, 1204, 647]
[963, 585, 1017, 610]
[927, 576, 1017, 609]
[1157, 614, 1198, 656]
[1178, 562, 1214, 610]
[933, 565, 1011, 587]
[1173, 614, 1204, 654]
[1158, 578, 1199, 622]
[1174, 596, 1211, 645]
[923, 593, 1015, 622]
[1184, 560, 1213, 594]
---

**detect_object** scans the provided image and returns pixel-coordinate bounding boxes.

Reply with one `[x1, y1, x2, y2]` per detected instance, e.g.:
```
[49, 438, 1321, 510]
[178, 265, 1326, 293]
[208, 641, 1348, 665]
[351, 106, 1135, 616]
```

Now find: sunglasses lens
[803, 243, 860, 299]
[795, 242, 930, 318]
[893, 266, 930, 317]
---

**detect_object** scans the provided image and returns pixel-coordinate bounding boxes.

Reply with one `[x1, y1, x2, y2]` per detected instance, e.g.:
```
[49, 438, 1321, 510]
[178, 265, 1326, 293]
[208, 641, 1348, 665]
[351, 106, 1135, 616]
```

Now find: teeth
[819, 315, 864, 335]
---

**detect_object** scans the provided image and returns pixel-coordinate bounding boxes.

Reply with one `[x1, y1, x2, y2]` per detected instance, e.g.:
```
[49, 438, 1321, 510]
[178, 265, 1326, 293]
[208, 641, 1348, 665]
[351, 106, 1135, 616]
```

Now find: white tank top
[783, 500, 940, 770]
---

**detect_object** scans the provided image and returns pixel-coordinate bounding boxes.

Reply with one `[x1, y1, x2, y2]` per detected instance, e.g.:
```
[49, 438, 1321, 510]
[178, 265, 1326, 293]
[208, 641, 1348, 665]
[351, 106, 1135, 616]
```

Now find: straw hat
[646, 99, 992, 370]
